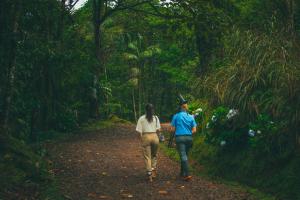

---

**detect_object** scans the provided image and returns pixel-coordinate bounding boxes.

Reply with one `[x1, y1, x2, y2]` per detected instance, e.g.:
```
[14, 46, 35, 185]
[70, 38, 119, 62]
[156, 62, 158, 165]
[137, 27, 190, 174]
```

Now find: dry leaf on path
[158, 190, 168, 195]
[120, 190, 133, 198]
[88, 192, 97, 198]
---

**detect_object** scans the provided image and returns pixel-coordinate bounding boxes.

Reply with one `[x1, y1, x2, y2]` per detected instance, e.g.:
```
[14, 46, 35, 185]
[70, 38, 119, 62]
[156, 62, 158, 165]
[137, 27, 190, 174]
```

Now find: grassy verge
[80, 115, 132, 132]
[159, 135, 276, 200]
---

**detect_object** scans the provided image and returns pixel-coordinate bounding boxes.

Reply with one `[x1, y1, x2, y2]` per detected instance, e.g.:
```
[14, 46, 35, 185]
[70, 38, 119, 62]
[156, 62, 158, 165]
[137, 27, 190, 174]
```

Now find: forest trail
[47, 124, 256, 200]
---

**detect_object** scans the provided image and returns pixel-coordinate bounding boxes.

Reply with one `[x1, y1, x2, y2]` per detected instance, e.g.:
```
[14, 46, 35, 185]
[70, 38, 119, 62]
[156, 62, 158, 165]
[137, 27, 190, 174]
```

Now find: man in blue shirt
[171, 96, 197, 181]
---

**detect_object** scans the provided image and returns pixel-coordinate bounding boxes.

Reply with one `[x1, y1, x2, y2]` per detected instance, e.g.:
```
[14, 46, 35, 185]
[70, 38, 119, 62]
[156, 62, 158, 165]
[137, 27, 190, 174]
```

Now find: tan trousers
[141, 133, 159, 173]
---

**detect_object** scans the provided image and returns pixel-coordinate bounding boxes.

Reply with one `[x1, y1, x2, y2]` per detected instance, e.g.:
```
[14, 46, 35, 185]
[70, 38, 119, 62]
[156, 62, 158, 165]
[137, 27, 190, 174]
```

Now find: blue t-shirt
[171, 111, 197, 136]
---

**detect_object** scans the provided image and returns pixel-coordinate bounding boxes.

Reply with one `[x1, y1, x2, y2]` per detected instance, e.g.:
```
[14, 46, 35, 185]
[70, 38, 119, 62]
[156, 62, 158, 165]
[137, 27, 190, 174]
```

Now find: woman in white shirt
[136, 103, 161, 182]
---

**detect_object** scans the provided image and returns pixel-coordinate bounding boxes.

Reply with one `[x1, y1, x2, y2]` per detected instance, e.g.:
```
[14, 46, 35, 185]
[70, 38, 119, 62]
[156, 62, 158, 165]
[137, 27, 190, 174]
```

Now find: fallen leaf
[120, 193, 133, 198]
[88, 192, 97, 198]
[120, 190, 134, 198]
[99, 195, 109, 199]
[158, 190, 168, 195]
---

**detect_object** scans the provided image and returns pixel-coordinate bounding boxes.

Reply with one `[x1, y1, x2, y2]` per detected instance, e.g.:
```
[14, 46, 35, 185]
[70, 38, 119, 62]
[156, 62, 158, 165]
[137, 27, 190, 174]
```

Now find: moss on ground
[80, 115, 132, 132]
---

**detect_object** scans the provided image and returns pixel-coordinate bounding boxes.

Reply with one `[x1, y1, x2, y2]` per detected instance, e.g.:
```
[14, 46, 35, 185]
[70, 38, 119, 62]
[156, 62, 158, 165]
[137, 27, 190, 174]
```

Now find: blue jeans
[175, 135, 193, 177]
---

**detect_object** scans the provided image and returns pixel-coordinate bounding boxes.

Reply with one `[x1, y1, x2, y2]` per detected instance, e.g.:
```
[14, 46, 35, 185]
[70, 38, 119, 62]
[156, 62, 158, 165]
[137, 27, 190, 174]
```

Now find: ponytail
[145, 103, 154, 123]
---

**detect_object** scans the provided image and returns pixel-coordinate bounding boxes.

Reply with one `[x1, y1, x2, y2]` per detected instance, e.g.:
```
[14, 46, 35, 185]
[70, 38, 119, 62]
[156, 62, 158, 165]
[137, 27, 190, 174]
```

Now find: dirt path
[47, 124, 255, 200]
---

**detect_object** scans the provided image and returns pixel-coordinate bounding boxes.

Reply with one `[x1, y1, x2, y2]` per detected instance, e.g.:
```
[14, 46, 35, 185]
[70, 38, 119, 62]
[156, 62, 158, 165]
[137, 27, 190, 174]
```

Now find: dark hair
[145, 103, 154, 123]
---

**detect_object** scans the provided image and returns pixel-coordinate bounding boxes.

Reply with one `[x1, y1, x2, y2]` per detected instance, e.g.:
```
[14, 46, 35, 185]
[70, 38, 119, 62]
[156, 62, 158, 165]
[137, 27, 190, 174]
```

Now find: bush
[191, 104, 300, 200]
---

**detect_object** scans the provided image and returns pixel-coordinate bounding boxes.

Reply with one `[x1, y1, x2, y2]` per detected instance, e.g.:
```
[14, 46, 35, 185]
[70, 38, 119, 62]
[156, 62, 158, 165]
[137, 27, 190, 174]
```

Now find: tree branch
[99, 0, 154, 24]
[126, 6, 186, 20]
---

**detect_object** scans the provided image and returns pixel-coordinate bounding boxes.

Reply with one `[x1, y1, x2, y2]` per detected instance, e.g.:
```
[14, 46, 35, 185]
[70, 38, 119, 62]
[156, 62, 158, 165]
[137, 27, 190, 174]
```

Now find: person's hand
[169, 126, 175, 133]
[192, 127, 197, 134]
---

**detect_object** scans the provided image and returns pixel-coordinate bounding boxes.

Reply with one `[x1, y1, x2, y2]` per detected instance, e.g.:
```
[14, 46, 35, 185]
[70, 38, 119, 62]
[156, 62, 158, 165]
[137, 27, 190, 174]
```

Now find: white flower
[257, 130, 262, 134]
[206, 122, 210, 129]
[195, 108, 203, 113]
[248, 129, 255, 137]
[226, 109, 239, 119]
[211, 115, 217, 122]
[220, 140, 226, 146]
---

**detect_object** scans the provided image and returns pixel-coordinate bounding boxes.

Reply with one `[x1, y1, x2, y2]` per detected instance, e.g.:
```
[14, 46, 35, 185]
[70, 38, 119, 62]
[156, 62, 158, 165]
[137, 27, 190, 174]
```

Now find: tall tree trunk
[138, 78, 142, 117]
[2, 1, 21, 130]
[138, 62, 144, 117]
[285, 0, 296, 36]
[132, 89, 137, 122]
[91, 0, 104, 118]
[58, 0, 66, 40]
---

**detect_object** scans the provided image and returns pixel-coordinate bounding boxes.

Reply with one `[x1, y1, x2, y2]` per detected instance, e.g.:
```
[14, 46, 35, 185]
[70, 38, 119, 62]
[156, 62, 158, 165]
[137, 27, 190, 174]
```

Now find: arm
[192, 127, 197, 134]
[136, 117, 143, 137]
[191, 117, 197, 134]
[155, 116, 161, 133]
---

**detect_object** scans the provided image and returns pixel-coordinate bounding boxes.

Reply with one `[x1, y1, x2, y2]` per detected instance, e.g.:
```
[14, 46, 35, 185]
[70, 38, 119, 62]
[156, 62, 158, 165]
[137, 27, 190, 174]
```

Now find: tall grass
[195, 29, 300, 146]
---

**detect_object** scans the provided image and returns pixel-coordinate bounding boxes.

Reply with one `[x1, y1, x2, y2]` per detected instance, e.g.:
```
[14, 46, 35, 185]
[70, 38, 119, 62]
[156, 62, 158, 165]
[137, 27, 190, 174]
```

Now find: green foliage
[0, 133, 62, 199]
[196, 28, 300, 135]
[1, 0, 300, 199]
[190, 103, 299, 199]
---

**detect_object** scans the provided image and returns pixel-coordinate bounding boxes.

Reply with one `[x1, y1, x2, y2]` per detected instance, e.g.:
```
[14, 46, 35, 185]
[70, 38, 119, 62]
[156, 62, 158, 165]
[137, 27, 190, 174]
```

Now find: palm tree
[123, 34, 161, 121]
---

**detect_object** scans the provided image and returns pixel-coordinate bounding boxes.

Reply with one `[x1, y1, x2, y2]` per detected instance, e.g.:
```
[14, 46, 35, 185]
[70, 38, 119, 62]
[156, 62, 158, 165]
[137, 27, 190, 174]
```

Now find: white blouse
[136, 115, 161, 134]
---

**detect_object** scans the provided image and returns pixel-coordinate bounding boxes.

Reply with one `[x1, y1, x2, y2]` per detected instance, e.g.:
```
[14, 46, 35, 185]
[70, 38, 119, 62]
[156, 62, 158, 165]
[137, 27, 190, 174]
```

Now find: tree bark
[2, 1, 21, 130]
[91, 0, 105, 118]
[285, 0, 296, 36]
[132, 89, 137, 122]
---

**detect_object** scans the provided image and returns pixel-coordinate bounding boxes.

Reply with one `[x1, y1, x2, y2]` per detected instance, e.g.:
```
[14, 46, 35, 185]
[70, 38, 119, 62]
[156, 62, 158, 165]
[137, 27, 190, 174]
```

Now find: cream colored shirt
[136, 115, 161, 134]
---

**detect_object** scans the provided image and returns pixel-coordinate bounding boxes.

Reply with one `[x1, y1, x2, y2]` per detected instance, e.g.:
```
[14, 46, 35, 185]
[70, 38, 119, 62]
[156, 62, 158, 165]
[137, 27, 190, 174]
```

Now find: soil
[47, 124, 256, 200]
